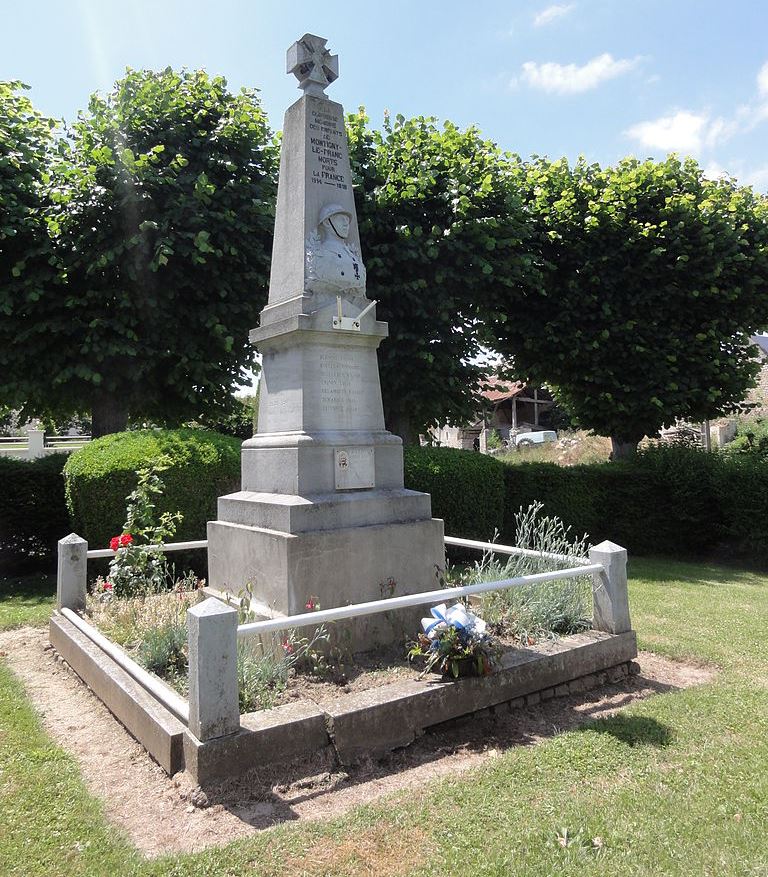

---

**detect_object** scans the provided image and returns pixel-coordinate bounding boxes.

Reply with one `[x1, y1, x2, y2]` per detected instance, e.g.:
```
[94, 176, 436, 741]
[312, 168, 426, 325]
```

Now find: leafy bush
[191, 395, 257, 440]
[451, 502, 593, 642]
[501, 445, 727, 556]
[106, 466, 183, 598]
[403, 446, 505, 540]
[0, 454, 71, 570]
[716, 454, 768, 555]
[138, 622, 187, 676]
[723, 417, 768, 459]
[64, 428, 240, 548]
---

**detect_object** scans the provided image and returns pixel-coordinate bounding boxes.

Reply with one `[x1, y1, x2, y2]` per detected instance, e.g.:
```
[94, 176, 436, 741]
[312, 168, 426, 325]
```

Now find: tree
[347, 112, 538, 443]
[1, 69, 278, 437]
[487, 155, 768, 457]
[0, 82, 58, 420]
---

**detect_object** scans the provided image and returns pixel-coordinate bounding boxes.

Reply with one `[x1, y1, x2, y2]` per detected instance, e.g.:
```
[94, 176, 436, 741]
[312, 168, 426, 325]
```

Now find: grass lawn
[1, 557, 767, 877]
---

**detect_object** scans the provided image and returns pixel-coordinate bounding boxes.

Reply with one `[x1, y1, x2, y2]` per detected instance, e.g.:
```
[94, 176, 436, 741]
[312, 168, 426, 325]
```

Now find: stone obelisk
[207, 34, 444, 647]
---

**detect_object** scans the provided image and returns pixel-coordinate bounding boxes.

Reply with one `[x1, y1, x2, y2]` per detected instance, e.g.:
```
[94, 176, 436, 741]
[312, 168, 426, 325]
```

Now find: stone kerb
[589, 540, 631, 634]
[187, 598, 240, 742]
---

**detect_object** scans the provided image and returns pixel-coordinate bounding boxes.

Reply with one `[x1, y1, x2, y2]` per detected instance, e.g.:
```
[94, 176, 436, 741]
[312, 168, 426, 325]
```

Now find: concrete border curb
[49, 614, 185, 774]
[50, 613, 636, 785]
[326, 630, 637, 764]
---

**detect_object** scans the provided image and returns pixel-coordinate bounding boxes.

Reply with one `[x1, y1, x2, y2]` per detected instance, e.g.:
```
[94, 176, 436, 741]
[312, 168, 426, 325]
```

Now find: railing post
[589, 540, 631, 634]
[57, 533, 88, 612]
[26, 428, 45, 460]
[187, 598, 240, 741]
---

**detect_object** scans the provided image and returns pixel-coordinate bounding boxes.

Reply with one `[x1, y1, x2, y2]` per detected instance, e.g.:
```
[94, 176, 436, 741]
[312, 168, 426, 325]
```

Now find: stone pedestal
[207, 34, 445, 650]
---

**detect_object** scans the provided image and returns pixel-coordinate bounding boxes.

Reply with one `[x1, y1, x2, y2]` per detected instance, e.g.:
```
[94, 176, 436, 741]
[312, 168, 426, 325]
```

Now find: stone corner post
[589, 540, 631, 634]
[57, 533, 88, 612]
[187, 598, 240, 742]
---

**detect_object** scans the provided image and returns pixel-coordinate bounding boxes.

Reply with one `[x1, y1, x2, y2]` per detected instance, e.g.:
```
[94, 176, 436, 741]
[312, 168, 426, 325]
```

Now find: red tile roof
[480, 376, 525, 403]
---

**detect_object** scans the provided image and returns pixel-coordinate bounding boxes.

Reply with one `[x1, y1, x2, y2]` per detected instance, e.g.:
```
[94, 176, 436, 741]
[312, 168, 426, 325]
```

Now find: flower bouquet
[408, 602, 500, 679]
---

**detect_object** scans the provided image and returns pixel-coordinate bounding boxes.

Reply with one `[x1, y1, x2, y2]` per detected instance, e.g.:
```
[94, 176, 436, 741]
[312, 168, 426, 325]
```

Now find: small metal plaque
[334, 447, 375, 490]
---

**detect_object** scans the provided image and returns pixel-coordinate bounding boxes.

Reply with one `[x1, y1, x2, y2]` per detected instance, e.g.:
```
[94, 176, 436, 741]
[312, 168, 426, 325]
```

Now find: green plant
[487, 155, 768, 457]
[0, 453, 70, 570]
[404, 445, 505, 541]
[347, 110, 539, 442]
[63, 427, 239, 546]
[2, 69, 278, 436]
[0, 83, 58, 430]
[451, 503, 592, 643]
[238, 625, 330, 712]
[486, 429, 502, 450]
[724, 416, 768, 459]
[137, 622, 187, 676]
[106, 464, 182, 597]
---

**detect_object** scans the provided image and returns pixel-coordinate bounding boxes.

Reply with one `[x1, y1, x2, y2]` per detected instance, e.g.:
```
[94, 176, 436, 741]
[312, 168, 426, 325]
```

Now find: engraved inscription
[308, 107, 349, 191]
[318, 350, 364, 416]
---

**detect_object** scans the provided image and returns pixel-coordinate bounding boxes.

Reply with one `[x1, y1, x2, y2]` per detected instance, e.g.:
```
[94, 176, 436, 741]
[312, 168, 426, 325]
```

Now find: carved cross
[286, 34, 339, 98]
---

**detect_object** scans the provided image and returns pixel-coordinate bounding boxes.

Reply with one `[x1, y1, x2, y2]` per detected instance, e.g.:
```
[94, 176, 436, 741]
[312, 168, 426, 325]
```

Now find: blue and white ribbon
[421, 602, 487, 640]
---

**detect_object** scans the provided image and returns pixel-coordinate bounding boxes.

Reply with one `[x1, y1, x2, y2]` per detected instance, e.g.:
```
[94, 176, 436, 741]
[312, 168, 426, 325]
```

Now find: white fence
[55, 532, 630, 743]
[0, 429, 91, 460]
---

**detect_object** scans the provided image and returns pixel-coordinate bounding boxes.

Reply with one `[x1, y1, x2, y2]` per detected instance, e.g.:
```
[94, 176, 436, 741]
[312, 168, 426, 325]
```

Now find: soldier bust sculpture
[306, 203, 367, 297]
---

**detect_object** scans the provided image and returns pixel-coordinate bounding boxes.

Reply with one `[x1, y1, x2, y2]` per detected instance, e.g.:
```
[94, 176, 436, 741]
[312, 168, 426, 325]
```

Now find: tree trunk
[91, 392, 129, 438]
[387, 409, 418, 446]
[610, 436, 640, 460]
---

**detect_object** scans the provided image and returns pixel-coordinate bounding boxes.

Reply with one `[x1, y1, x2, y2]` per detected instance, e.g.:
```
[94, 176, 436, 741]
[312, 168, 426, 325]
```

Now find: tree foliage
[347, 111, 538, 442]
[0, 81, 57, 396]
[1, 69, 278, 436]
[487, 155, 768, 455]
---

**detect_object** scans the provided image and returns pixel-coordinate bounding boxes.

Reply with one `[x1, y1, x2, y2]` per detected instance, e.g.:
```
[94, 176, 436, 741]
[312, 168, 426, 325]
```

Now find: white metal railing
[237, 563, 601, 639]
[55, 531, 630, 744]
[444, 535, 594, 567]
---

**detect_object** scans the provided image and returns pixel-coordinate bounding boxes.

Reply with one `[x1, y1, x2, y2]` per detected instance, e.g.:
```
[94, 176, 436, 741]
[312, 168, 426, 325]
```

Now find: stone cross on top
[287, 34, 339, 98]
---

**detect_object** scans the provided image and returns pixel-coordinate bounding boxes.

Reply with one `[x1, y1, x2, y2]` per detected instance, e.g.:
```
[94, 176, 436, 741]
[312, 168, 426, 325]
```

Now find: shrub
[723, 417, 768, 459]
[403, 446, 505, 540]
[716, 454, 768, 555]
[64, 428, 240, 548]
[138, 622, 187, 676]
[501, 445, 724, 557]
[452, 502, 593, 643]
[0, 453, 71, 569]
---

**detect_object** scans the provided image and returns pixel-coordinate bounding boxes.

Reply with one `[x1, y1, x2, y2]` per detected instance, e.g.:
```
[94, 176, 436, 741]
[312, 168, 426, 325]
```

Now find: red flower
[104, 581, 113, 591]
[282, 639, 294, 654]
[305, 597, 317, 611]
[110, 533, 133, 551]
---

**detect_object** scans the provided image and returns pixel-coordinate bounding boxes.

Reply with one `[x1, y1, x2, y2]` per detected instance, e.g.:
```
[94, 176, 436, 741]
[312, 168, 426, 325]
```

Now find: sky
[2, 0, 767, 192]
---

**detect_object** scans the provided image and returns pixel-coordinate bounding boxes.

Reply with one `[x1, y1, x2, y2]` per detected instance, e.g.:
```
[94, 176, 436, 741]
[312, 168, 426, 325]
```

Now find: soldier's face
[332, 214, 350, 239]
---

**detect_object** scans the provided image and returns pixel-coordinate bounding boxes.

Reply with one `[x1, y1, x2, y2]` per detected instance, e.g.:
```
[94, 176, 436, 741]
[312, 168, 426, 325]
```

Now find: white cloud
[533, 3, 575, 27]
[626, 60, 768, 157]
[740, 164, 768, 191]
[625, 111, 711, 154]
[758, 61, 768, 95]
[705, 161, 768, 193]
[521, 53, 640, 94]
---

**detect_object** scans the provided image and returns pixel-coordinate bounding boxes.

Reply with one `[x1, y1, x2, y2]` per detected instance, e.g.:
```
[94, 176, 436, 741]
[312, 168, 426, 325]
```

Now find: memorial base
[207, 512, 445, 651]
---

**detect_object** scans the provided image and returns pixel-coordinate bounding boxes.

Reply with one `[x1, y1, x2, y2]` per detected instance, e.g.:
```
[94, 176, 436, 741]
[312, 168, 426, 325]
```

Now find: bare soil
[0, 626, 717, 858]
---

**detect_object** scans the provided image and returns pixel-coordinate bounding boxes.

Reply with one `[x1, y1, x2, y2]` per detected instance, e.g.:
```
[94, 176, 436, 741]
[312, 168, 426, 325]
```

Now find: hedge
[64, 429, 241, 549]
[0, 453, 70, 570]
[403, 446, 505, 540]
[407, 444, 766, 559]
[502, 446, 724, 556]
